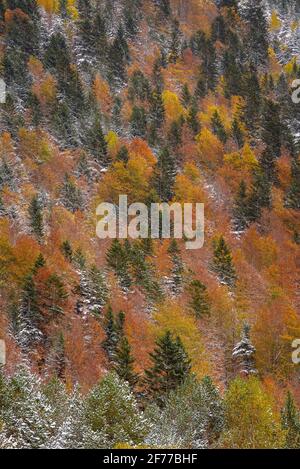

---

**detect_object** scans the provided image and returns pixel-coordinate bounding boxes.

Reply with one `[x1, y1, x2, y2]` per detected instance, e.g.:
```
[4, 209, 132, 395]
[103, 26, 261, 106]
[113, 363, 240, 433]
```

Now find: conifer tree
[231, 117, 244, 148]
[232, 324, 257, 377]
[106, 239, 132, 290]
[85, 116, 109, 166]
[116, 145, 129, 164]
[110, 26, 130, 82]
[61, 174, 83, 213]
[144, 330, 192, 405]
[212, 236, 237, 288]
[281, 391, 300, 449]
[242, 0, 269, 67]
[285, 156, 300, 210]
[114, 337, 139, 388]
[188, 280, 210, 318]
[130, 106, 147, 137]
[233, 180, 249, 231]
[211, 110, 227, 144]
[61, 240, 73, 262]
[153, 147, 176, 202]
[28, 195, 44, 241]
[168, 239, 184, 295]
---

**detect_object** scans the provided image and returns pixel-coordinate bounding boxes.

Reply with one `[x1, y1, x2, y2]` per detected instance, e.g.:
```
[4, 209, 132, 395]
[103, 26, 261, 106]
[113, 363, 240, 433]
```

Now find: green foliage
[187, 280, 210, 318]
[144, 330, 192, 405]
[28, 195, 44, 241]
[281, 391, 300, 449]
[212, 236, 237, 288]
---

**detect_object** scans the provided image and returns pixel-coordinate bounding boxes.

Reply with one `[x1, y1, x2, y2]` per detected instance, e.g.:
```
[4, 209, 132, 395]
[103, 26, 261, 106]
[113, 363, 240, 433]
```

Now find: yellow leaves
[284, 56, 297, 75]
[66, 0, 79, 20]
[291, 20, 299, 32]
[196, 127, 223, 169]
[97, 156, 154, 205]
[162, 90, 185, 123]
[270, 11, 281, 31]
[105, 131, 120, 159]
[18, 128, 53, 164]
[150, 301, 211, 379]
[37, 0, 59, 14]
[174, 163, 205, 204]
[224, 143, 258, 170]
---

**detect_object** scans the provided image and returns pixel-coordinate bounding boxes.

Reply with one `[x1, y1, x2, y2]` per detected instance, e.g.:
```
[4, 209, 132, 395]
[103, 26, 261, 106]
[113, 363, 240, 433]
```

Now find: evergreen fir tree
[60, 174, 84, 213]
[61, 240, 73, 262]
[233, 180, 249, 231]
[281, 391, 300, 449]
[211, 236, 237, 288]
[144, 330, 192, 405]
[188, 280, 210, 318]
[187, 100, 200, 134]
[85, 116, 108, 166]
[285, 156, 300, 210]
[28, 195, 44, 241]
[106, 239, 132, 289]
[116, 145, 129, 164]
[153, 147, 176, 202]
[231, 117, 244, 148]
[232, 323, 257, 377]
[130, 106, 147, 138]
[242, 0, 269, 67]
[168, 239, 184, 295]
[211, 110, 227, 144]
[110, 26, 130, 82]
[114, 337, 139, 388]
[181, 83, 191, 107]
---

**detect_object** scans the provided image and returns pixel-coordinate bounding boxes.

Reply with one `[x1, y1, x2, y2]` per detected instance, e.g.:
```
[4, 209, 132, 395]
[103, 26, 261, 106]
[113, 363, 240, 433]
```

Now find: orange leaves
[29, 57, 57, 106]
[37, 0, 59, 14]
[18, 128, 53, 165]
[93, 74, 112, 115]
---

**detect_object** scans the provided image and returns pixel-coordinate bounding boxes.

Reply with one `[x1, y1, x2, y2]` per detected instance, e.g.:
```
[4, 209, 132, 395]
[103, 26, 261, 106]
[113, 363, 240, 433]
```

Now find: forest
[0, 0, 300, 449]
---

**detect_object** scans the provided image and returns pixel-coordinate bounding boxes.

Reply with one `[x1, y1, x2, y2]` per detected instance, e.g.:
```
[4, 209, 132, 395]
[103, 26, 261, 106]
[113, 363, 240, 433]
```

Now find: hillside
[0, 0, 300, 449]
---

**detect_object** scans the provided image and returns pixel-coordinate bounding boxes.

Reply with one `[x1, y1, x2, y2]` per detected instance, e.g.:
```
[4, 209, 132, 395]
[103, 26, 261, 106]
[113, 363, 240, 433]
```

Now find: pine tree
[281, 391, 300, 449]
[247, 168, 272, 223]
[144, 330, 192, 405]
[60, 174, 83, 213]
[130, 106, 147, 137]
[188, 280, 210, 318]
[242, 0, 269, 67]
[61, 240, 73, 262]
[106, 239, 132, 289]
[232, 324, 257, 377]
[231, 117, 244, 148]
[116, 145, 129, 164]
[211, 236, 237, 288]
[110, 26, 130, 82]
[102, 307, 125, 361]
[28, 195, 44, 241]
[261, 99, 282, 159]
[114, 337, 139, 388]
[187, 100, 200, 134]
[85, 372, 147, 447]
[168, 239, 184, 295]
[181, 83, 191, 107]
[85, 116, 109, 166]
[211, 110, 227, 144]
[285, 156, 300, 210]
[233, 180, 249, 231]
[153, 147, 176, 202]
[169, 19, 181, 64]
